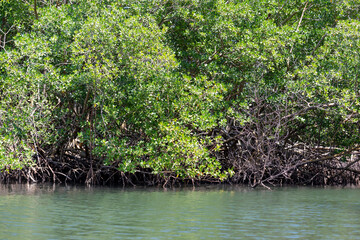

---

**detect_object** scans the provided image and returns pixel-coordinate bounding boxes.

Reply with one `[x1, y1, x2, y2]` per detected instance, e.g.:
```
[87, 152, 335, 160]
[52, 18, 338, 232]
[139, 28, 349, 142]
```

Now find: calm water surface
[1, 184, 360, 239]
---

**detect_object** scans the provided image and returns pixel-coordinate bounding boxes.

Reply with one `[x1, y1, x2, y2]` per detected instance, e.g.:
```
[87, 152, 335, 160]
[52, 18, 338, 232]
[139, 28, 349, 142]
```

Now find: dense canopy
[1, 0, 360, 187]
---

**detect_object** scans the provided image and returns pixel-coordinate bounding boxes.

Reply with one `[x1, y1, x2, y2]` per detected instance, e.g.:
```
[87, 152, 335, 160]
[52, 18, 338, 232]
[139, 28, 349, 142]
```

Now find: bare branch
[0, 25, 15, 51]
[295, 1, 309, 32]
[281, 102, 337, 123]
[258, 145, 360, 187]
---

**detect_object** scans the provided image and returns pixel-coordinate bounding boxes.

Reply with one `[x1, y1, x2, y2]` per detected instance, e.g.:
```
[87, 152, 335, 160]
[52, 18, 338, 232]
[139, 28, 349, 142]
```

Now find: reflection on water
[1, 184, 360, 239]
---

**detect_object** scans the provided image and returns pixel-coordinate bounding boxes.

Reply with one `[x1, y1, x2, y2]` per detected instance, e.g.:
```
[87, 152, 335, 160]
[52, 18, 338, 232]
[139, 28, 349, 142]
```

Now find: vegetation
[1, 0, 360, 187]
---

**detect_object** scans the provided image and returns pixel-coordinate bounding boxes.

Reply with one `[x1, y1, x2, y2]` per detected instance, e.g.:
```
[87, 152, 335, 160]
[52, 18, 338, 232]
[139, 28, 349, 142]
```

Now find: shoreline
[1, 156, 359, 188]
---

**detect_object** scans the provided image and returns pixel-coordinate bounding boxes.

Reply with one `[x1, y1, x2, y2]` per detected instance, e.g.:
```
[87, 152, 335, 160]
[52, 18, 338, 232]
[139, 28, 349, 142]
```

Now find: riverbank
[1, 152, 360, 188]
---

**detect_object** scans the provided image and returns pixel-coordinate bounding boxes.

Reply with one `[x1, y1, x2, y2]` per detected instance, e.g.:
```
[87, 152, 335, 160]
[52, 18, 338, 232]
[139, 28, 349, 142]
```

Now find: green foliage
[0, 0, 231, 179]
[0, 0, 33, 48]
[292, 19, 360, 146]
[1, 0, 359, 183]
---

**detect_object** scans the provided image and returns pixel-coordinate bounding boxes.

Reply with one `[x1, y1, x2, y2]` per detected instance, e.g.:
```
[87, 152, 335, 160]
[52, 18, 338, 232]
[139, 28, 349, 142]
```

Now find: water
[1, 184, 360, 239]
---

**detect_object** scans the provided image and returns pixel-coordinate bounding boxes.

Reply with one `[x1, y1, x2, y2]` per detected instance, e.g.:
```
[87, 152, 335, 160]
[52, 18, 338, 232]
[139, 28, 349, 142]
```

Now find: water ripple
[1, 184, 360, 239]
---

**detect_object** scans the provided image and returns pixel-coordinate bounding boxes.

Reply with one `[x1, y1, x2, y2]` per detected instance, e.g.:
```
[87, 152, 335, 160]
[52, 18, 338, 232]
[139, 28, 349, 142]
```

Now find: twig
[295, 1, 309, 32]
[258, 145, 360, 187]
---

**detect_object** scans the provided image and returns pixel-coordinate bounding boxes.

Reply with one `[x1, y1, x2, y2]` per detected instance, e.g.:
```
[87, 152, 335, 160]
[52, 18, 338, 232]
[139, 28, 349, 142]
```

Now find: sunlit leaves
[1, 0, 359, 182]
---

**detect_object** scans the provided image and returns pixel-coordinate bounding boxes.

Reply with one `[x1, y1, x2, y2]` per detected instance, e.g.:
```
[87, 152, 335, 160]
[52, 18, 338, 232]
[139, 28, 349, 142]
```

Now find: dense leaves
[1, 0, 359, 186]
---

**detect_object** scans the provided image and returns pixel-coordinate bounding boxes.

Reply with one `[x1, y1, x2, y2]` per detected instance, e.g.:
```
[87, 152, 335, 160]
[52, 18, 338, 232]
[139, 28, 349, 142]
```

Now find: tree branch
[257, 145, 360, 187]
[34, 0, 39, 20]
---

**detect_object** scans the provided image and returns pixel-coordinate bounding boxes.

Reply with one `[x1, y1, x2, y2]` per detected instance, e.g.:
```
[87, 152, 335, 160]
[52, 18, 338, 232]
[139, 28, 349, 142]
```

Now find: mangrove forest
[1, 0, 360, 187]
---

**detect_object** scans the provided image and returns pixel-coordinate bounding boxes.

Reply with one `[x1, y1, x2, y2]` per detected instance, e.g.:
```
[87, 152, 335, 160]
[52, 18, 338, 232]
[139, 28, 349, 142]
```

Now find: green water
[1, 184, 360, 239]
